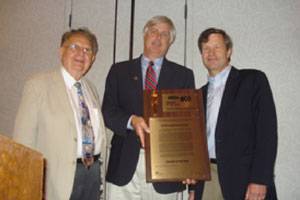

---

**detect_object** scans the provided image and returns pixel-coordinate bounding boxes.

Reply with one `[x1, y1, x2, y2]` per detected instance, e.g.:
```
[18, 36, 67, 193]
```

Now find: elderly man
[14, 28, 106, 200]
[102, 15, 195, 200]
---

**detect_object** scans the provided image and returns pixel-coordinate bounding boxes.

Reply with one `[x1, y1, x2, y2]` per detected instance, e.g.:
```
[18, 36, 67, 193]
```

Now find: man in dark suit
[192, 28, 278, 200]
[102, 16, 195, 200]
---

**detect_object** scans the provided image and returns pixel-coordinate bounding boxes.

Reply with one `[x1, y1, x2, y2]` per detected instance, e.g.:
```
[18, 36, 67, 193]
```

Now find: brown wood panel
[0, 134, 44, 200]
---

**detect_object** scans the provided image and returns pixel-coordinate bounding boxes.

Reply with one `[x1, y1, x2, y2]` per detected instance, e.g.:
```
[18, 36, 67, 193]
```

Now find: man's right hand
[131, 115, 150, 148]
[188, 191, 195, 200]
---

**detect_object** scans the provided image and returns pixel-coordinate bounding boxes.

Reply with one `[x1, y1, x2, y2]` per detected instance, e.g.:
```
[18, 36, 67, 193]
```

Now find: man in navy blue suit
[102, 16, 195, 200]
[192, 28, 278, 200]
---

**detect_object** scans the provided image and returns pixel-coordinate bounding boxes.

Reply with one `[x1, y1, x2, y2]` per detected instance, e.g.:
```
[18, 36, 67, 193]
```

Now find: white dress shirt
[61, 67, 101, 158]
[206, 66, 231, 159]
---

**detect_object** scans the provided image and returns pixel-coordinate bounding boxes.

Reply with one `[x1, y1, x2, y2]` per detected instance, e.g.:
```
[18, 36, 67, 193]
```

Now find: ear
[59, 47, 64, 59]
[91, 55, 96, 64]
[226, 48, 232, 60]
[227, 48, 232, 57]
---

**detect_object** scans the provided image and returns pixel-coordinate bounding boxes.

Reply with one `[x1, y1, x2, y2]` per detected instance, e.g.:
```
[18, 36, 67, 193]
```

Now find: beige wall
[1, 0, 299, 198]
[0, 0, 67, 136]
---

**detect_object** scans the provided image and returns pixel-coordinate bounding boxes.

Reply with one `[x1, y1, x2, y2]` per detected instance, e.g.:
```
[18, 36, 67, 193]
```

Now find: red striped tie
[145, 61, 157, 90]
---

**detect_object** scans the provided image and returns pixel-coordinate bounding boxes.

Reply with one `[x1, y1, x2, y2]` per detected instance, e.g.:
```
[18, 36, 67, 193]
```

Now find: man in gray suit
[13, 28, 107, 200]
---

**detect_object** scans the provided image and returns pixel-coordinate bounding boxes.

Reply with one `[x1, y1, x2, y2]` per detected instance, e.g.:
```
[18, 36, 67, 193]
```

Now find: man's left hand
[182, 178, 197, 185]
[245, 183, 267, 200]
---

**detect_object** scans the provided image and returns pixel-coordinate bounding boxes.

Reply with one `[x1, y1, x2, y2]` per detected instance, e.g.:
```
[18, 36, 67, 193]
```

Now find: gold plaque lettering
[144, 89, 210, 182]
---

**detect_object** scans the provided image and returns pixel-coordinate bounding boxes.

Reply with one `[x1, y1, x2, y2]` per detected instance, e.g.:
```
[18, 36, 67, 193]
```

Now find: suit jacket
[13, 67, 107, 200]
[195, 67, 277, 200]
[102, 56, 195, 194]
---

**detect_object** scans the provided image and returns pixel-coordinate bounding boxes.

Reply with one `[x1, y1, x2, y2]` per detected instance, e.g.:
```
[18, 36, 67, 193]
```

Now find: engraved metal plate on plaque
[143, 89, 210, 182]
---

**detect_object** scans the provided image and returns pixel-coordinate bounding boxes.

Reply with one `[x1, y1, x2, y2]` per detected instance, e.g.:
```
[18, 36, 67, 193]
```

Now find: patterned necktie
[145, 61, 157, 90]
[74, 82, 94, 167]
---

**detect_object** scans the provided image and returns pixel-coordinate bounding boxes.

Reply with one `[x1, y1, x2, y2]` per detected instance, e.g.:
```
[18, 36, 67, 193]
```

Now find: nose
[77, 48, 85, 56]
[152, 31, 161, 39]
[207, 49, 216, 56]
[73, 47, 87, 58]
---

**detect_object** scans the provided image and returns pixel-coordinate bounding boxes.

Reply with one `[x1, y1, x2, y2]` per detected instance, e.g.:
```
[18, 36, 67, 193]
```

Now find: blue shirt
[206, 65, 231, 159]
[141, 55, 163, 89]
[127, 55, 164, 129]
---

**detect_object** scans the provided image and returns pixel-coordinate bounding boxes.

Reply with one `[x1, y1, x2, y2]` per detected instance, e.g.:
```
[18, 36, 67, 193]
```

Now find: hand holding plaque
[144, 89, 211, 182]
[131, 115, 150, 148]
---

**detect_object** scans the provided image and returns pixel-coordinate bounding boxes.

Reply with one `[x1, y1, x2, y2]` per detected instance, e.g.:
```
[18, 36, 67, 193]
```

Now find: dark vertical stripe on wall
[129, 0, 135, 60]
[113, 0, 118, 64]
[184, 0, 188, 66]
[69, 0, 73, 28]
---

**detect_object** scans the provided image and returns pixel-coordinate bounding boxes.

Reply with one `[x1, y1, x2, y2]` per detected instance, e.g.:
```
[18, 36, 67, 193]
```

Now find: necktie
[74, 82, 94, 167]
[145, 61, 157, 90]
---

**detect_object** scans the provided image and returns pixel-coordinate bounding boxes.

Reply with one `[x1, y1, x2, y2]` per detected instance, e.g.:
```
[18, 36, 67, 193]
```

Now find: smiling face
[60, 33, 95, 80]
[143, 22, 172, 60]
[201, 33, 232, 77]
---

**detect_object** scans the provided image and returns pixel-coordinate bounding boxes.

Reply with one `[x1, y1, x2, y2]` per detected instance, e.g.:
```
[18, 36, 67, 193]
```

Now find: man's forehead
[65, 34, 91, 44]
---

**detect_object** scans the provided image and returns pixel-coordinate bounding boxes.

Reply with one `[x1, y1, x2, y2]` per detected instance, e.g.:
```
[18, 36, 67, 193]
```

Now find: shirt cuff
[127, 115, 134, 130]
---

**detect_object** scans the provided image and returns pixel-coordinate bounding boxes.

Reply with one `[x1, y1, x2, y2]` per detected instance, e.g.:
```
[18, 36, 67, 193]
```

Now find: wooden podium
[0, 134, 44, 200]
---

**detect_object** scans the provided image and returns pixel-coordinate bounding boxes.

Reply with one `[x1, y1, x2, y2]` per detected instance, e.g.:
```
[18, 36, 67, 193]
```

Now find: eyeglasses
[148, 28, 170, 39]
[65, 43, 93, 55]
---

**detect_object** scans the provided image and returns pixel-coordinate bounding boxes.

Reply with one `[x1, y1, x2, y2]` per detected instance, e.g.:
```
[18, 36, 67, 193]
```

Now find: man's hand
[182, 178, 197, 185]
[245, 183, 267, 200]
[188, 190, 195, 200]
[183, 179, 197, 200]
[131, 115, 150, 148]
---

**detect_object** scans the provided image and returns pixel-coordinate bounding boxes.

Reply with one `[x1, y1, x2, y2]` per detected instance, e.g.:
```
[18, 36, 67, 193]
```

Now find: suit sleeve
[101, 64, 132, 136]
[13, 78, 40, 149]
[250, 71, 278, 185]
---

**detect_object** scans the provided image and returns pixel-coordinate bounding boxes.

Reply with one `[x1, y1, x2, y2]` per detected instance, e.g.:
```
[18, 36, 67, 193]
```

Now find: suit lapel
[81, 78, 99, 109]
[215, 67, 240, 135]
[157, 59, 174, 89]
[220, 67, 240, 112]
[128, 57, 144, 113]
[82, 78, 107, 154]
[50, 68, 76, 131]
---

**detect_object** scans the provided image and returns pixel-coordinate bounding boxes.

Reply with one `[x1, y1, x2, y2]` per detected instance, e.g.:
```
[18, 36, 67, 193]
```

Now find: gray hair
[143, 15, 176, 44]
[61, 27, 98, 55]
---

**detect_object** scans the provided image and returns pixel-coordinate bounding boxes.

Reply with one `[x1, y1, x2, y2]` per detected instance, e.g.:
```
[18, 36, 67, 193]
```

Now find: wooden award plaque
[144, 89, 211, 182]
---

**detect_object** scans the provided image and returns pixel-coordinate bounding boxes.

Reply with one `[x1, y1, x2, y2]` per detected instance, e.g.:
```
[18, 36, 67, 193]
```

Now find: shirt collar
[142, 55, 163, 70]
[208, 65, 232, 88]
[61, 67, 81, 89]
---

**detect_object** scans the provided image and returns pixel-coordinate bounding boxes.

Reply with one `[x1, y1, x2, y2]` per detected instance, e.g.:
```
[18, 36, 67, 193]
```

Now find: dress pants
[202, 163, 223, 200]
[69, 159, 101, 200]
[107, 150, 178, 200]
